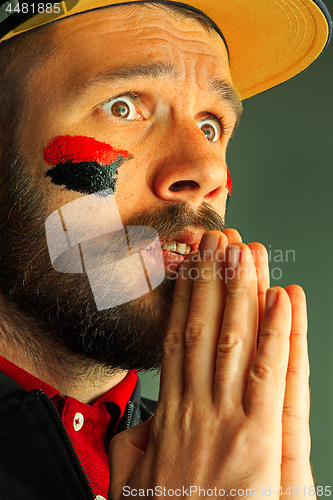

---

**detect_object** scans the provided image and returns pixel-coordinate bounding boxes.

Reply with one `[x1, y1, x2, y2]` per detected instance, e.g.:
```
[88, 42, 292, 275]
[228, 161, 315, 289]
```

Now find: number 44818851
[276, 486, 331, 496]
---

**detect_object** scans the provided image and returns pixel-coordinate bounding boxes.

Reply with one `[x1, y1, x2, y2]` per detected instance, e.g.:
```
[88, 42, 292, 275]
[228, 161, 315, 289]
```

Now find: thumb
[108, 417, 153, 500]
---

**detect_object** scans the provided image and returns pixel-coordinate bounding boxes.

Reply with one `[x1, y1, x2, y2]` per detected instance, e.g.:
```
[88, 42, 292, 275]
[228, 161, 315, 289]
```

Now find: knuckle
[250, 361, 275, 382]
[150, 409, 171, 439]
[281, 454, 298, 465]
[217, 333, 245, 355]
[174, 286, 191, 302]
[259, 327, 280, 341]
[283, 405, 308, 420]
[287, 363, 310, 379]
[184, 322, 207, 345]
[194, 267, 215, 284]
[163, 328, 183, 356]
[178, 404, 194, 432]
[226, 284, 248, 300]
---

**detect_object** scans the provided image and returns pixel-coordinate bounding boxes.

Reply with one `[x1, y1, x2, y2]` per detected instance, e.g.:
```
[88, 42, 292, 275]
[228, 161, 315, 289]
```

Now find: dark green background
[141, 8, 333, 486]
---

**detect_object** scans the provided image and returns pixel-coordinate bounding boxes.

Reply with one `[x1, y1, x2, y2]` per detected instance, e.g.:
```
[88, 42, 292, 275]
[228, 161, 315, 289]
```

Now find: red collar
[0, 355, 138, 499]
[0, 355, 137, 421]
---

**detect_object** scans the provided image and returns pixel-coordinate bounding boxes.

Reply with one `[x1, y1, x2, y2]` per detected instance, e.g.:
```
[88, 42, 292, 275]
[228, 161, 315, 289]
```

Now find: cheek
[43, 135, 132, 195]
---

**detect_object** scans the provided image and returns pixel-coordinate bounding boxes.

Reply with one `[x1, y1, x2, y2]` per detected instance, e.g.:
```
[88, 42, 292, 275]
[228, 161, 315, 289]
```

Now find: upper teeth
[161, 242, 192, 255]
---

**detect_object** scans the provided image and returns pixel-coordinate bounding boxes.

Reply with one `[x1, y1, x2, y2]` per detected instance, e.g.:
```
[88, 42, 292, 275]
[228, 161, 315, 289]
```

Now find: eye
[101, 97, 142, 120]
[198, 118, 221, 142]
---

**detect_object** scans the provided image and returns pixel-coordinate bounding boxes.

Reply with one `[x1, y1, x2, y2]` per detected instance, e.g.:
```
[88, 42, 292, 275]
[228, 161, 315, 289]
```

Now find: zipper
[124, 401, 134, 430]
[38, 390, 96, 500]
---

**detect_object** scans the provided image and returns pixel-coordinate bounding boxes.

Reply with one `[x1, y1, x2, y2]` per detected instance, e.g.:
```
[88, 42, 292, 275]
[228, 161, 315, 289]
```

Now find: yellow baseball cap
[0, 0, 331, 99]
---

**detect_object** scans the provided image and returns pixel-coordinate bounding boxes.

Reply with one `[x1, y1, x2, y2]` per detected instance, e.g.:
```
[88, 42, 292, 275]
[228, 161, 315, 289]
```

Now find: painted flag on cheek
[44, 135, 131, 194]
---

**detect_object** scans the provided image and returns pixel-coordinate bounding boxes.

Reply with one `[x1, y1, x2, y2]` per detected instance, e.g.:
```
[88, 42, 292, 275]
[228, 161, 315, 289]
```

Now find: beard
[0, 143, 225, 372]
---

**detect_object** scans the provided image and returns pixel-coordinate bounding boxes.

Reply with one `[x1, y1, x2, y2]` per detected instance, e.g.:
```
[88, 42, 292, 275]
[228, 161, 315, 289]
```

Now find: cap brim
[0, 0, 331, 99]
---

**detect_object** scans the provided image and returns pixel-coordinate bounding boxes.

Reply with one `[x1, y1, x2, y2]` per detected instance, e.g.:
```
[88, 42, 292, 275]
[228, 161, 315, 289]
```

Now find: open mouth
[161, 241, 192, 256]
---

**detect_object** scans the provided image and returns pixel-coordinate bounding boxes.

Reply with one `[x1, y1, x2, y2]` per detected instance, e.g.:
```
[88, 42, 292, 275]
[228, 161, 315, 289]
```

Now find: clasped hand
[109, 229, 314, 500]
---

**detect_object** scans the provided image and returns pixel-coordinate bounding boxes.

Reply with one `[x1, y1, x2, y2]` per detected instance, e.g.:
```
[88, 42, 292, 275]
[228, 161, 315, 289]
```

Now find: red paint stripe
[43, 135, 130, 165]
[226, 168, 232, 195]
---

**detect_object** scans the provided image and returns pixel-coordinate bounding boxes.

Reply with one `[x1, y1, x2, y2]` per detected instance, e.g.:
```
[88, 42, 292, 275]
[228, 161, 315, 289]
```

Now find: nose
[151, 120, 228, 206]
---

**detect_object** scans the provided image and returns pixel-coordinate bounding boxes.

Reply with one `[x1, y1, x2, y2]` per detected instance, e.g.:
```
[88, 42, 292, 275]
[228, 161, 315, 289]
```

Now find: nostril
[169, 180, 200, 192]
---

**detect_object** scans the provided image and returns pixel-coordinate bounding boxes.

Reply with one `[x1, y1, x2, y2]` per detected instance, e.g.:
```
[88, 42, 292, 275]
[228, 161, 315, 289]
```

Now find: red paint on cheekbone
[226, 168, 232, 195]
[43, 135, 130, 165]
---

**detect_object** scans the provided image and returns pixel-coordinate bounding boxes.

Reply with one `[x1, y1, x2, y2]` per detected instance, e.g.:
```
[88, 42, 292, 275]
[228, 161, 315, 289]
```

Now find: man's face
[0, 5, 240, 370]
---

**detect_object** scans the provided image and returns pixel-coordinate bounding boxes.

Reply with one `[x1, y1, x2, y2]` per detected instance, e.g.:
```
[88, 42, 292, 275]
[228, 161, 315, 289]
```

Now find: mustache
[124, 199, 225, 238]
[111, 200, 225, 260]
[50, 198, 226, 272]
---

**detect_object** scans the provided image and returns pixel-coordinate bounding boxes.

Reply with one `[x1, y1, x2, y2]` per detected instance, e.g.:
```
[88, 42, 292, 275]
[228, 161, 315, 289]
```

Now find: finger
[214, 243, 258, 406]
[183, 231, 229, 397]
[108, 418, 153, 500]
[159, 252, 195, 402]
[244, 287, 291, 424]
[204, 228, 238, 246]
[222, 228, 242, 245]
[247, 243, 270, 343]
[281, 285, 313, 488]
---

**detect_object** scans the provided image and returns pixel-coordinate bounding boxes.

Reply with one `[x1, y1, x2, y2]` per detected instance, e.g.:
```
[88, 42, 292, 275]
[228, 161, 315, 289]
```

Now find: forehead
[48, 4, 231, 88]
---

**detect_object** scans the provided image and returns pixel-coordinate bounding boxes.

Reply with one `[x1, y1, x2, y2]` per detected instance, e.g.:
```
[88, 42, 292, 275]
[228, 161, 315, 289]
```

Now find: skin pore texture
[44, 135, 131, 194]
[0, 4, 240, 402]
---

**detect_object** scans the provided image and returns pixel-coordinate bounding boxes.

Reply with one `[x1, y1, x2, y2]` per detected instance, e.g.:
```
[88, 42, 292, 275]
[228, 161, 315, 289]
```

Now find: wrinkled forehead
[54, 3, 226, 42]
[37, 3, 233, 112]
[51, 4, 230, 76]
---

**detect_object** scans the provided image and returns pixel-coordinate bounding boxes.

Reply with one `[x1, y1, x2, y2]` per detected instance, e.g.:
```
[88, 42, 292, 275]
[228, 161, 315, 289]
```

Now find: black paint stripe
[45, 156, 128, 195]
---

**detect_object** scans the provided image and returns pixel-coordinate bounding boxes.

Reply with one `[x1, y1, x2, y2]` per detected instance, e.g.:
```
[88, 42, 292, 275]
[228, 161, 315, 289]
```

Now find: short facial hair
[0, 143, 225, 372]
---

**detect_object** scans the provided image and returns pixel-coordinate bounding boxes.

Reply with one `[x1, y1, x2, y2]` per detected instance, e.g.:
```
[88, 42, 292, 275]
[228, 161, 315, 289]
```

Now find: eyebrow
[78, 61, 242, 125]
[78, 61, 179, 90]
[209, 77, 243, 127]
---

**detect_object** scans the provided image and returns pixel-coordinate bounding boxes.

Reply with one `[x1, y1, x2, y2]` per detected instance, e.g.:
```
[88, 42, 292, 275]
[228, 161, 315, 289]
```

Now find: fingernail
[199, 232, 219, 253]
[266, 288, 278, 308]
[226, 245, 240, 268]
